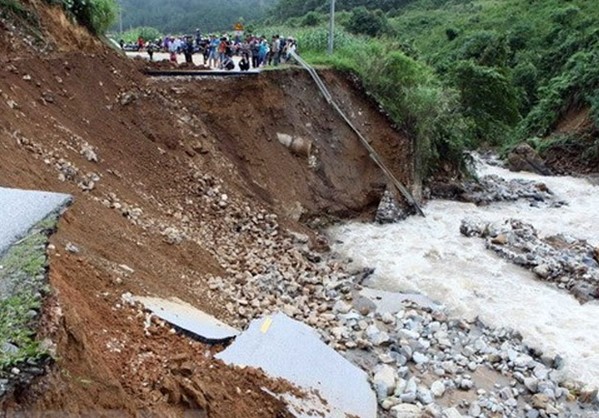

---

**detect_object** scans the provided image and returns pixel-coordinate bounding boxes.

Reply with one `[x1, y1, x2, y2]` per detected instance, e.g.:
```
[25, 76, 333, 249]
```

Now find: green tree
[345, 7, 388, 37]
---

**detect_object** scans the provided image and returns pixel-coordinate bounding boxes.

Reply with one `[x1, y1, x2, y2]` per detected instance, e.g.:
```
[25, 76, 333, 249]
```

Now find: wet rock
[376, 189, 408, 224]
[462, 218, 599, 301]
[507, 143, 552, 176]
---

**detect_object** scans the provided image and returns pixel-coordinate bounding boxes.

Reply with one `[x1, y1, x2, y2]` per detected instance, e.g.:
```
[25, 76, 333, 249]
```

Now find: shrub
[121, 26, 163, 43]
[46, 0, 118, 35]
[345, 6, 389, 37]
[445, 27, 458, 41]
[301, 11, 321, 27]
[452, 60, 520, 144]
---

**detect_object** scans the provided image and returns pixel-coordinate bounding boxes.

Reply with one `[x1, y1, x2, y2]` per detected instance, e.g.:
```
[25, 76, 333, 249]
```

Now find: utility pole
[328, 0, 335, 54]
[119, 7, 123, 34]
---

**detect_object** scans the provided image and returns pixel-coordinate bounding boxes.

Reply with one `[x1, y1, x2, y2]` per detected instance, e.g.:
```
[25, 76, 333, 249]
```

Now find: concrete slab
[216, 313, 377, 418]
[0, 187, 71, 255]
[133, 296, 239, 343]
[360, 287, 442, 313]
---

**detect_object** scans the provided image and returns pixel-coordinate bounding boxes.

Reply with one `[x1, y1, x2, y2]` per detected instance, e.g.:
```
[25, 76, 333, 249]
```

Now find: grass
[0, 215, 58, 374]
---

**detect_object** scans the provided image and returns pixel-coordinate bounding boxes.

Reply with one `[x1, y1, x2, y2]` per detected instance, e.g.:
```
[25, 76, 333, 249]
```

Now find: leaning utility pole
[328, 0, 335, 54]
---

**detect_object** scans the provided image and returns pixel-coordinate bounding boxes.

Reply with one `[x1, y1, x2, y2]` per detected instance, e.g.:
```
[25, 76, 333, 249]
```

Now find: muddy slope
[0, 7, 414, 416]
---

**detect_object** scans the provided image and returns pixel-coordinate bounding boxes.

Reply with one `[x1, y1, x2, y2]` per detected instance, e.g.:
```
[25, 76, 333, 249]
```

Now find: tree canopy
[115, 0, 277, 34]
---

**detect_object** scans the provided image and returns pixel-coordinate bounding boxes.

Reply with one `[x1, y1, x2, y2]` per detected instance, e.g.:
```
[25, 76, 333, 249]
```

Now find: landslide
[0, 2, 414, 416]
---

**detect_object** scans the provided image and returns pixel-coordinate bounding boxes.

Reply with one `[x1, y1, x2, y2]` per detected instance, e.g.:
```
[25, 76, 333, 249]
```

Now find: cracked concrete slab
[216, 312, 377, 418]
[133, 296, 239, 343]
[0, 187, 71, 255]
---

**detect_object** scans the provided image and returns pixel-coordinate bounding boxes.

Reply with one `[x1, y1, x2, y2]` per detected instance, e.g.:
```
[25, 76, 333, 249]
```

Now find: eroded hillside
[0, 2, 413, 415]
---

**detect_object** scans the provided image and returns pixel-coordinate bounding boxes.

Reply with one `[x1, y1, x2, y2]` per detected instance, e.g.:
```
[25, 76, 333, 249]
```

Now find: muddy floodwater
[330, 157, 599, 388]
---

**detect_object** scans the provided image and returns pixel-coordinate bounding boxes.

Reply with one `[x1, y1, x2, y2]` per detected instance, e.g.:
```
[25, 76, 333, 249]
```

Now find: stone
[390, 404, 422, 418]
[579, 386, 599, 404]
[412, 352, 429, 365]
[1, 343, 19, 354]
[373, 365, 396, 399]
[506, 143, 552, 175]
[417, 387, 433, 405]
[443, 407, 463, 418]
[333, 300, 352, 314]
[65, 242, 80, 254]
[531, 393, 549, 410]
[366, 325, 390, 346]
[468, 402, 481, 417]
[431, 380, 445, 398]
[524, 377, 539, 393]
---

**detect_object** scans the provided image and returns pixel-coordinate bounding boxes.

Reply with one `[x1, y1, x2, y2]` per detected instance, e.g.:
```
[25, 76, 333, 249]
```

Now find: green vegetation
[259, 0, 599, 174]
[119, 26, 163, 43]
[46, 0, 118, 34]
[0, 216, 57, 374]
[114, 0, 277, 35]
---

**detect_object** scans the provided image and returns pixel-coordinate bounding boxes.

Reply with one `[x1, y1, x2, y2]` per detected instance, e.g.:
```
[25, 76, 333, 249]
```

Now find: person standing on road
[183, 36, 194, 64]
[168, 36, 178, 63]
[208, 35, 220, 68]
[270, 35, 281, 66]
[250, 36, 260, 68]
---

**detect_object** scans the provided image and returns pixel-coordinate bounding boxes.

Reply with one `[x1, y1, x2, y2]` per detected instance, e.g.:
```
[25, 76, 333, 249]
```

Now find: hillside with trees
[260, 0, 599, 175]
[115, 0, 277, 34]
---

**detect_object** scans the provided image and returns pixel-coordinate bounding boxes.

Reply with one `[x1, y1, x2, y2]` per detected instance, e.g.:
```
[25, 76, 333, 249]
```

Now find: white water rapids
[330, 159, 599, 388]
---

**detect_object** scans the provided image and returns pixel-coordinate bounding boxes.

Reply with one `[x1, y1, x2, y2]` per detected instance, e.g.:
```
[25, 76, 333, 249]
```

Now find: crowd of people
[119, 30, 298, 71]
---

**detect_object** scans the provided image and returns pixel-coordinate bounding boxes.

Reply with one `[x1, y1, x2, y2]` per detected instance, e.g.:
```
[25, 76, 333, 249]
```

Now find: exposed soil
[0, 3, 413, 416]
[541, 107, 599, 175]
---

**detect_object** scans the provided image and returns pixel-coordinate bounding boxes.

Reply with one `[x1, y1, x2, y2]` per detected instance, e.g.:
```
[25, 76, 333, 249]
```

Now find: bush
[345, 7, 389, 37]
[452, 60, 520, 144]
[121, 26, 163, 43]
[445, 27, 458, 41]
[46, 0, 118, 35]
[301, 11, 321, 27]
[458, 30, 510, 67]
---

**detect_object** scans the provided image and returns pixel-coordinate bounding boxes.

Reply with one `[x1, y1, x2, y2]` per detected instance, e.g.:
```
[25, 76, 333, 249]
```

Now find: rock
[458, 378, 473, 391]
[376, 189, 408, 224]
[366, 325, 390, 346]
[531, 393, 549, 410]
[65, 242, 80, 253]
[373, 365, 396, 399]
[1, 343, 19, 354]
[491, 234, 508, 245]
[352, 296, 376, 315]
[417, 387, 433, 405]
[524, 377, 539, 393]
[468, 402, 481, 417]
[507, 143, 551, 175]
[443, 407, 463, 418]
[390, 403, 422, 418]
[80, 144, 98, 162]
[412, 352, 429, 365]
[119, 91, 138, 106]
[400, 391, 417, 404]
[526, 409, 540, 418]
[579, 386, 599, 404]
[333, 300, 352, 314]
[431, 380, 445, 398]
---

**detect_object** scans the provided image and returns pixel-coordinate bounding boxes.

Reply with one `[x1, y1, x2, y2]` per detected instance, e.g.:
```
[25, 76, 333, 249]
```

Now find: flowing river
[330, 157, 599, 388]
